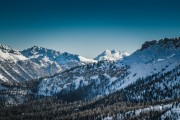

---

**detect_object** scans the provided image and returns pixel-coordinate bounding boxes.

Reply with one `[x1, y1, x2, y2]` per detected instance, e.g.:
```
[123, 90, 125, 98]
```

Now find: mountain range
[0, 37, 180, 120]
[37, 37, 180, 100]
[0, 44, 128, 84]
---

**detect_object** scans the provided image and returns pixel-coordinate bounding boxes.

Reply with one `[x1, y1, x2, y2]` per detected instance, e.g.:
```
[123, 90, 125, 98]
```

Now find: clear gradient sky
[0, 0, 180, 58]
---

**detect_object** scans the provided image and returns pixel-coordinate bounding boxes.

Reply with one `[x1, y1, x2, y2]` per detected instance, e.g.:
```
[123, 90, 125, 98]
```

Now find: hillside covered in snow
[0, 45, 96, 84]
[0, 44, 55, 83]
[37, 37, 180, 102]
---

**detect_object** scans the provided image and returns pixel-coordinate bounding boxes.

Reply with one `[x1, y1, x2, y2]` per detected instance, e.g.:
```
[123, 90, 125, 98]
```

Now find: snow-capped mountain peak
[22, 46, 61, 59]
[0, 45, 62, 83]
[0, 44, 27, 62]
[0, 44, 20, 55]
[21, 46, 96, 70]
[94, 49, 129, 61]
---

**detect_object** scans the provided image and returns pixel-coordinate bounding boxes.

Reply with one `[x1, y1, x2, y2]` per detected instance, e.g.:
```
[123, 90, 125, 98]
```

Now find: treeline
[0, 94, 179, 120]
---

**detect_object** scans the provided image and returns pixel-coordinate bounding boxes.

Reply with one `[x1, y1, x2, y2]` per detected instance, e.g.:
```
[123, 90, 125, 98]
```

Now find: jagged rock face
[140, 37, 180, 51]
[94, 49, 129, 61]
[159, 37, 180, 48]
[140, 40, 157, 51]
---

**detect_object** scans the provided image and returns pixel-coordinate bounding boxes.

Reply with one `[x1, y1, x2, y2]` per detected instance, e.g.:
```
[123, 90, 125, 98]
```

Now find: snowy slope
[0, 44, 27, 62]
[37, 37, 180, 101]
[94, 49, 129, 61]
[161, 103, 180, 120]
[112, 38, 180, 91]
[21, 46, 96, 70]
[0, 45, 61, 83]
[38, 61, 129, 96]
[0, 45, 96, 83]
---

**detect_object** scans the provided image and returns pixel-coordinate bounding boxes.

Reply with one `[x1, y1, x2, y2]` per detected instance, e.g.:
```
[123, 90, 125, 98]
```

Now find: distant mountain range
[0, 44, 128, 83]
[0, 45, 96, 83]
[94, 49, 129, 61]
[21, 46, 96, 70]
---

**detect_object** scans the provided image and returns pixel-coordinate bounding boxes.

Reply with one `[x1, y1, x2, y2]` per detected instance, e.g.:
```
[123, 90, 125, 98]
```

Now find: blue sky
[0, 0, 180, 58]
